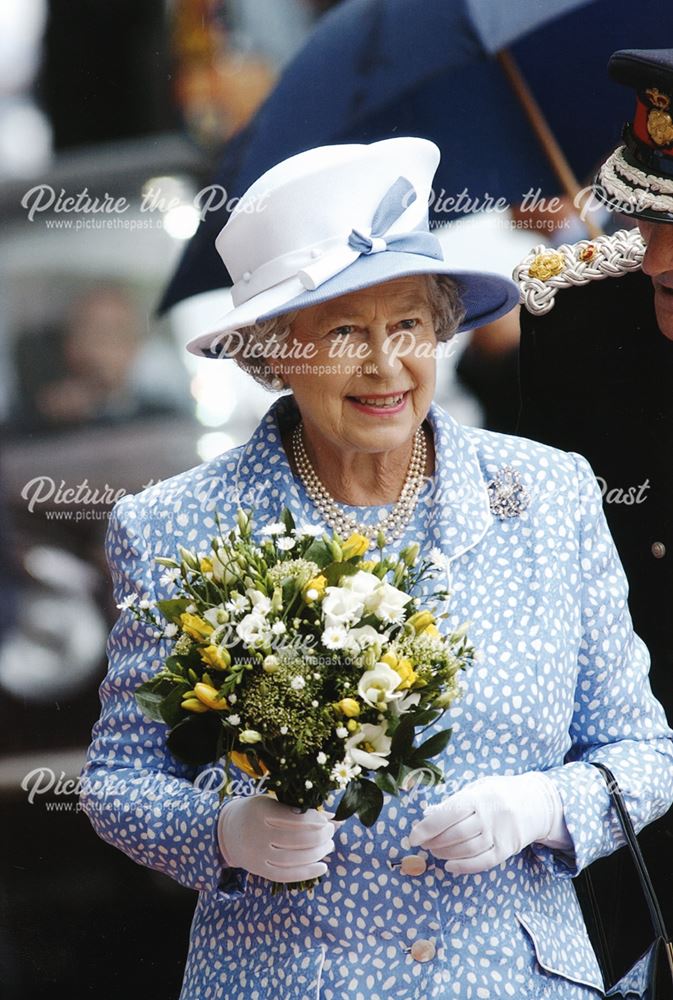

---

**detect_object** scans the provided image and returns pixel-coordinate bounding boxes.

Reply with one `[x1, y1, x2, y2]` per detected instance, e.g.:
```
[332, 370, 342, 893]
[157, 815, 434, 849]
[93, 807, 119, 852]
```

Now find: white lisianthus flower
[276, 536, 296, 551]
[271, 621, 287, 635]
[366, 581, 412, 623]
[236, 612, 271, 645]
[340, 570, 381, 598]
[210, 547, 243, 586]
[335, 726, 349, 739]
[358, 662, 405, 708]
[345, 723, 392, 770]
[163, 622, 179, 638]
[260, 522, 286, 536]
[246, 589, 272, 615]
[322, 587, 365, 628]
[226, 714, 241, 726]
[388, 690, 422, 716]
[290, 675, 306, 691]
[317, 751, 327, 765]
[322, 625, 349, 650]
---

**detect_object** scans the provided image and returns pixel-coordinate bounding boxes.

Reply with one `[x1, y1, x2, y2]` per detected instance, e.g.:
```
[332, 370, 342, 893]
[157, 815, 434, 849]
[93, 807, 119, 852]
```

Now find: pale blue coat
[80, 393, 673, 999]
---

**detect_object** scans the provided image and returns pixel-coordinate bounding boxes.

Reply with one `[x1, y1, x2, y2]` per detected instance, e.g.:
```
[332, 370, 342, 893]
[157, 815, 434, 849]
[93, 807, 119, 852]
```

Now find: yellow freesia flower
[423, 623, 441, 637]
[199, 556, 214, 573]
[337, 697, 361, 717]
[358, 560, 377, 572]
[200, 644, 231, 671]
[180, 612, 214, 641]
[407, 610, 435, 633]
[193, 682, 229, 710]
[229, 751, 268, 778]
[394, 658, 417, 690]
[181, 697, 209, 713]
[342, 533, 370, 559]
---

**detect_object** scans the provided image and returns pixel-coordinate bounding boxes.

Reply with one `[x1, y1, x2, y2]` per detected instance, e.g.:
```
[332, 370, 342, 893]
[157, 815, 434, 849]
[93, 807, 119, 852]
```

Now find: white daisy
[322, 625, 349, 650]
[159, 567, 181, 588]
[277, 537, 296, 551]
[225, 594, 249, 613]
[260, 522, 286, 536]
[330, 759, 359, 788]
[295, 524, 323, 537]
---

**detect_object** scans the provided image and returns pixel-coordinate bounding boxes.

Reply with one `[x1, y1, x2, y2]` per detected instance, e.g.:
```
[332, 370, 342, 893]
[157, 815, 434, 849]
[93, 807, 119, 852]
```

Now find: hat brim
[185, 251, 519, 359]
[593, 145, 673, 225]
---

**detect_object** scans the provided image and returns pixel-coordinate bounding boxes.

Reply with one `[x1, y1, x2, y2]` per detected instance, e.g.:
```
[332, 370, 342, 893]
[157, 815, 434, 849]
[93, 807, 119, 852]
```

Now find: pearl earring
[270, 375, 285, 390]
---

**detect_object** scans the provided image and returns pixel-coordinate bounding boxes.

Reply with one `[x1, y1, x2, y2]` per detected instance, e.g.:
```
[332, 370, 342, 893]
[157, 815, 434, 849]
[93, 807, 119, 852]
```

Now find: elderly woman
[81, 138, 673, 1000]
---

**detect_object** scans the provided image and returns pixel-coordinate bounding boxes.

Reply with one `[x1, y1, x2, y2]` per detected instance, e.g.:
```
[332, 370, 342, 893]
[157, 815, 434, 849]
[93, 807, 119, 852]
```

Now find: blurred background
[0, 0, 667, 995]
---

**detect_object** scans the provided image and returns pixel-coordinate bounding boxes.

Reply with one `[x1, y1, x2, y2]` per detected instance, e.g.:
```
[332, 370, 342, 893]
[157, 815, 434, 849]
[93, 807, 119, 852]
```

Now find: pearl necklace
[291, 421, 427, 543]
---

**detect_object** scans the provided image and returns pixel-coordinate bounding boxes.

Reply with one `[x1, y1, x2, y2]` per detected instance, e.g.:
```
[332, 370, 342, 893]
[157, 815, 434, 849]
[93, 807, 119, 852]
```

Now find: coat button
[411, 939, 436, 962]
[651, 541, 667, 559]
[400, 854, 427, 876]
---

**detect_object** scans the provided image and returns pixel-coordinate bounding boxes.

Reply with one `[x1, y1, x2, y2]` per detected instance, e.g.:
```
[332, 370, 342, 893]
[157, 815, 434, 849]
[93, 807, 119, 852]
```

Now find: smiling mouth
[347, 391, 408, 409]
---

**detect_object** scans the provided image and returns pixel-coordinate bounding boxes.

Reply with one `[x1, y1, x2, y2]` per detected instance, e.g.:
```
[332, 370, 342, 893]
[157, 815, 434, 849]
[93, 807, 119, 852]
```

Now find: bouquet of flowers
[129, 507, 474, 891]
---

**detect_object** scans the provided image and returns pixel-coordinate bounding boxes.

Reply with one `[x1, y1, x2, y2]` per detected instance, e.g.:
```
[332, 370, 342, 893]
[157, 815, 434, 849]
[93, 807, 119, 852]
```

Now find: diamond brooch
[486, 466, 530, 518]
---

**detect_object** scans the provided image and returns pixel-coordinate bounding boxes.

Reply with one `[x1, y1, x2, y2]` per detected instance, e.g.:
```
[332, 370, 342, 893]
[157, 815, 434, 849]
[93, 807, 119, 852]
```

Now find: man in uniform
[515, 48, 673, 985]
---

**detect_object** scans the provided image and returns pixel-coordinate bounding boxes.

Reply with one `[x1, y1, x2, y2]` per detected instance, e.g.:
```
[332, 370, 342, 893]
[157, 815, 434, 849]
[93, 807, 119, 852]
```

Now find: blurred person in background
[10, 285, 191, 434]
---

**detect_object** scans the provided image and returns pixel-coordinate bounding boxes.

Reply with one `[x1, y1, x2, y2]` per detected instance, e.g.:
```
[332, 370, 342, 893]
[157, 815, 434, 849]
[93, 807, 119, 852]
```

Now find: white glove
[408, 771, 573, 874]
[217, 795, 337, 883]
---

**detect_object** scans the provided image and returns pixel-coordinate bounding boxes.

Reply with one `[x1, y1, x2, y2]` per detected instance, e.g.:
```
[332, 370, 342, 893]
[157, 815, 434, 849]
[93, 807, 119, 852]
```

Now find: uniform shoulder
[513, 228, 646, 317]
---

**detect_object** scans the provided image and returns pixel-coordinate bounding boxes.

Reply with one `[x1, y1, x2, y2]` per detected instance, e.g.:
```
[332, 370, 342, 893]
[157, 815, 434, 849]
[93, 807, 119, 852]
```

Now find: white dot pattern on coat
[80, 393, 673, 999]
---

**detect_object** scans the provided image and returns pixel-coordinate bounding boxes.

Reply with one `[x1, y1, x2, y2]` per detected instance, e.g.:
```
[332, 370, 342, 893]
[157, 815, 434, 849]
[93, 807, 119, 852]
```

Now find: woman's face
[276, 274, 438, 455]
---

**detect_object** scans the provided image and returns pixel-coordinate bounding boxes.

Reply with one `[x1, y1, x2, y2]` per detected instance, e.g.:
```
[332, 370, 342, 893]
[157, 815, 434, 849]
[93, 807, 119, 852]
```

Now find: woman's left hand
[408, 771, 570, 874]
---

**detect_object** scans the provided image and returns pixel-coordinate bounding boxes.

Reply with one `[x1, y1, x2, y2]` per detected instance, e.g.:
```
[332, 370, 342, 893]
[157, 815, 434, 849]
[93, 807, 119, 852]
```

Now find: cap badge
[644, 88, 673, 147]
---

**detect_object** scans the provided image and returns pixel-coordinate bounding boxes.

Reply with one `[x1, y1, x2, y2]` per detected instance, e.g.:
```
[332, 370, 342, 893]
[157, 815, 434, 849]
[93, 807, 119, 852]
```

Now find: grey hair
[232, 273, 465, 391]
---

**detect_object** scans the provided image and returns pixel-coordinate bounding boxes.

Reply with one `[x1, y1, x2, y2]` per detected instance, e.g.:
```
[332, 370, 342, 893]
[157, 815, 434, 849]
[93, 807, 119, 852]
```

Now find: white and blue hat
[186, 137, 519, 359]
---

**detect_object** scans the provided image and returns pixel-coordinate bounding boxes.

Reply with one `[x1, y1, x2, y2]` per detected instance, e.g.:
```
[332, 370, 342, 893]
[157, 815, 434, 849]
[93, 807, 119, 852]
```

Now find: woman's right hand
[217, 795, 337, 883]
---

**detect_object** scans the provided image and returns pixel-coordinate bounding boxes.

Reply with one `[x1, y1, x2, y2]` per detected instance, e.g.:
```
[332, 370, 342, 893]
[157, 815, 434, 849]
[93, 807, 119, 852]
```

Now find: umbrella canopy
[159, 0, 672, 313]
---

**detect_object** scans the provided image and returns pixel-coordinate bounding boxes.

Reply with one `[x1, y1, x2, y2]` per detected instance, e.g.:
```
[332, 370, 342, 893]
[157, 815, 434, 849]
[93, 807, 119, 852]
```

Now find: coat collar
[227, 393, 493, 563]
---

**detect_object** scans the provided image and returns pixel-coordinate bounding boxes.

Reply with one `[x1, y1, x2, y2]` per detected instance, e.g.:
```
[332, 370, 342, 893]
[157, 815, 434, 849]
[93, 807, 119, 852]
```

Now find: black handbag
[579, 762, 673, 998]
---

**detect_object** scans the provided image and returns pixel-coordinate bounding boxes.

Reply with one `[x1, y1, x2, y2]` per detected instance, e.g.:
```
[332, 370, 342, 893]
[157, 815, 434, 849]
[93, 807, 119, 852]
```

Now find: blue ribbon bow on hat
[347, 175, 444, 260]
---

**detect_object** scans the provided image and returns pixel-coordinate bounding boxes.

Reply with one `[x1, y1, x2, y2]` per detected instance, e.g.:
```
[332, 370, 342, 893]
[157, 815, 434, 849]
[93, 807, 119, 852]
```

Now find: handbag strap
[589, 761, 671, 943]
